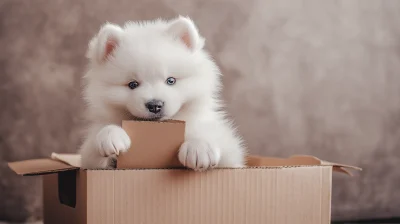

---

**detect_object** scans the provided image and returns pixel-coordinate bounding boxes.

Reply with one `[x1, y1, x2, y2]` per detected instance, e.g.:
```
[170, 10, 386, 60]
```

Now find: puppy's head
[84, 16, 220, 121]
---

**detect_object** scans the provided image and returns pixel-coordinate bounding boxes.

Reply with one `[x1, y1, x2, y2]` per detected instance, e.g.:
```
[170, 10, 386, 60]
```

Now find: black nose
[145, 100, 164, 114]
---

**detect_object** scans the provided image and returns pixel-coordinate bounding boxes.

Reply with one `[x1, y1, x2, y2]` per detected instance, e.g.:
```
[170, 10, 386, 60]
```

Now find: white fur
[79, 16, 246, 170]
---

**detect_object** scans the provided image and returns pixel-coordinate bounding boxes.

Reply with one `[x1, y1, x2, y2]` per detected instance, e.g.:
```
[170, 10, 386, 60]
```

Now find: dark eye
[166, 77, 176, 85]
[128, 81, 139, 89]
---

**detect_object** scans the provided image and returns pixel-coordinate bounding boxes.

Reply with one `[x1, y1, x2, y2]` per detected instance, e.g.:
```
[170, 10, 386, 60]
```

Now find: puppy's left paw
[178, 139, 221, 171]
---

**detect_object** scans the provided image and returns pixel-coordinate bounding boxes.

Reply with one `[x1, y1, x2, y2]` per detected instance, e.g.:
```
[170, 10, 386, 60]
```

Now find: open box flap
[50, 153, 81, 167]
[246, 155, 361, 176]
[8, 155, 79, 176]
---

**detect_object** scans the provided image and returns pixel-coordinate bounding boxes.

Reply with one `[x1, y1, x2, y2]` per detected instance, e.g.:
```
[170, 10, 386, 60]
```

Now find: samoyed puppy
[79, 16, 246, 170]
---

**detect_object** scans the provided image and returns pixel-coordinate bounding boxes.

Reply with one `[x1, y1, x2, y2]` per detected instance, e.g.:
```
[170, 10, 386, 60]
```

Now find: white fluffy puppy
[79, 16, 246, 170]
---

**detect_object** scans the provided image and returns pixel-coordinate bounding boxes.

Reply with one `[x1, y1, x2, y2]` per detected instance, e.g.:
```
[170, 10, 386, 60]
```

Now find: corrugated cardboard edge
[9, 153, 361, 176]
[121, 119, 185, 124]
[247, 155, 361, 176]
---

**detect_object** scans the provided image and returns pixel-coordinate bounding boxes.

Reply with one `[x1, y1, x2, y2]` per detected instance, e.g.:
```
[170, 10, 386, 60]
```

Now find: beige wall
[1, 0, 400, 222]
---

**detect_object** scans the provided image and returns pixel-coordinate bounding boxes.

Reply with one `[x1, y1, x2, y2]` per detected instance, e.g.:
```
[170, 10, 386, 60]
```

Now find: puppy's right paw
[96, 125, 131, 157]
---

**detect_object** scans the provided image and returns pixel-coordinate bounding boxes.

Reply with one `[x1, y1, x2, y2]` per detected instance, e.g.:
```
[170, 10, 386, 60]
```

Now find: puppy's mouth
[130, 115, 164, 121]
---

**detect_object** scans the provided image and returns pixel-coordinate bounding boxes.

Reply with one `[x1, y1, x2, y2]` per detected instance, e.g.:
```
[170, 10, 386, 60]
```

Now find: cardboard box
[8, 120, 360, 224]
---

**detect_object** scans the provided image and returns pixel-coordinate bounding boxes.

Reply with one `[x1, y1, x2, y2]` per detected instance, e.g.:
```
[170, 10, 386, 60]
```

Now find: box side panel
[43, 171, 87, 224]
[274, 167, 317, 223]
[321, 167, 332, 224]
[276, 166, 333, 224]
[86, 170, 115, 224]
[114, 167, 332, 224]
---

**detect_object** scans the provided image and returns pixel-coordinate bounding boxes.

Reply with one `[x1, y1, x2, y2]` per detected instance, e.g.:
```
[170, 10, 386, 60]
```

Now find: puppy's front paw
[96, 125, 131, 157]
[178, 139, 221, 171]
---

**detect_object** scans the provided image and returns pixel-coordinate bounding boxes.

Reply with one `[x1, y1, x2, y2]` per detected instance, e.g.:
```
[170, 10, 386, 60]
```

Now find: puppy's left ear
[166, 16, 204, 51]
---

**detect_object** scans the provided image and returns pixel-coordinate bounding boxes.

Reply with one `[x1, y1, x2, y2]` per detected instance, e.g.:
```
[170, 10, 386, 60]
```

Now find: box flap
[246, 155, 361, 176]
[117, 120, 185, 169]
[51, 153, 81, 167]
[8, 156, 79, 176]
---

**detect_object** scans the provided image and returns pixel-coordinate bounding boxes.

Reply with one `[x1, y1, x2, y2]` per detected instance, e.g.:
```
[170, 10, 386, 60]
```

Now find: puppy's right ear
[86, 23, 123, 64]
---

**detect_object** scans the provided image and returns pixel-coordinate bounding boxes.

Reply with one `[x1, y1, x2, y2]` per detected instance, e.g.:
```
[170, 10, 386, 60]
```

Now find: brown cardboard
[34, 166, 334, 224]
[7, 120, 360, 224]
[8, 158, 78, 176]
[117, 120, 185, 169]
[51, 152, 81, 167]
[247, 154, 361, 176]
[43, 171, 87, 224]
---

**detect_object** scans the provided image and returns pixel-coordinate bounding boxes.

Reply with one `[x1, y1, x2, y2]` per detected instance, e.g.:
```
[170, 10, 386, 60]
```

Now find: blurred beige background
[1, 0, 400, 222]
